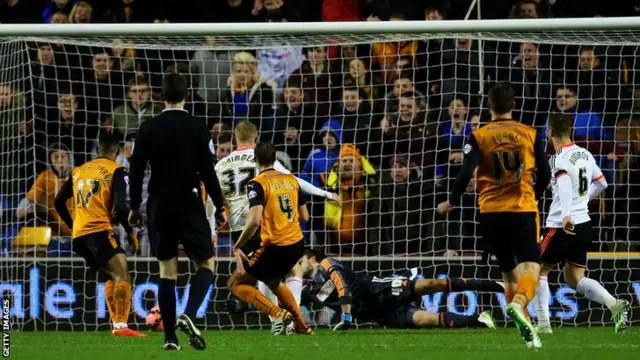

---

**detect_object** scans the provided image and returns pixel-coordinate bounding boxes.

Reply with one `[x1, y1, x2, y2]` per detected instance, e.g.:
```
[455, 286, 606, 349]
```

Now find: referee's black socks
[184, 267, 213, 320]
[159, 278, 178, 343]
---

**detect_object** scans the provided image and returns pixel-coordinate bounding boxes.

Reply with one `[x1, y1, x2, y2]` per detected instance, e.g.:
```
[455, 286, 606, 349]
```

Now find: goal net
[0, 19, 639, 331]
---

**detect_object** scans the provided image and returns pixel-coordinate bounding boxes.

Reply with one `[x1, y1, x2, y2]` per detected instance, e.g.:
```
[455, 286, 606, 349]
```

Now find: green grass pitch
[10, 327, 639, 360]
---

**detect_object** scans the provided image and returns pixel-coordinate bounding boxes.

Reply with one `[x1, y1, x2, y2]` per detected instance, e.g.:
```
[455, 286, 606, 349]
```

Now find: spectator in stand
[323, 143, 382, 255]
[266, 77, 315, 153]
[540, 86, 622, 184]
[379, 155, 436, 254]
[79, 50, 128, 124]
[434, 97, 477, 255]
[301, 120, 342, 188]
[0, 0, 41, 23]
[298, 46, 335, 116]
[514, 0, 542, 18]
[191, 36, 235, 110]
[220, 0, 255, 22]
[343, 57, 383, 105]
[42, 0, 76, 23]
[109, 38, 139, 75]
[210, 119, 232, 143]
[425, 6, 445, 21]
[322, 0, 364, 22]
[101, 0, 154, 23]
[16, 143, 73, 237]
[372, 91, 431, 170]
[0, 83, 32, 198]
[69, 1, 93, 23]
[111, 76, 163, 138]
[47, 90, 98, 166]
[30, 42, 71, 119]
[215, 132, 233, 161]
[280, 124, 309, 174]
[379, 73, 421, 118]
[469, 111, 482, 131]
[333, 85, 372, 149]
[371, 13, 419, 85]
[506, 42, 555, 126]
[216, 51, 276, 127]
[50, 11, 69, 23]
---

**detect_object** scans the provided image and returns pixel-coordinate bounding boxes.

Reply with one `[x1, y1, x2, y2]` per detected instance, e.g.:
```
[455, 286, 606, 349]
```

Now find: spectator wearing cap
[379, 155, 437, 254]
[322, 144, 382, 255]
[111, 76, 163, 138]
[42, 0, 76, 23]
[16, 143, 73, 237]
[301, 119, 342, 188]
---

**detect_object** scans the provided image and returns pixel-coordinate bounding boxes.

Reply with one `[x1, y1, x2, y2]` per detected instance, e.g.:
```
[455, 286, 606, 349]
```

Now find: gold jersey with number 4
[248, 169, 303, 247]
[71, 158, 125, 238]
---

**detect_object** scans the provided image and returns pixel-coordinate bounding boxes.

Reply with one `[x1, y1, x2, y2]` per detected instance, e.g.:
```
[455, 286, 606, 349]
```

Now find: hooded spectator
[301, 119, 342, 188]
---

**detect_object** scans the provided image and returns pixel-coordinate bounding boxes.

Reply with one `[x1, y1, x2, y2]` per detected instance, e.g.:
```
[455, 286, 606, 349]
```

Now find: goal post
[1, 18, 639, 332]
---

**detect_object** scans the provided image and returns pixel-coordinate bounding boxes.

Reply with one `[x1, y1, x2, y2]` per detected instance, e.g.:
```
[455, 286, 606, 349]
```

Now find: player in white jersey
[217, 121, 339, 334]
[534, 114, 630, 334]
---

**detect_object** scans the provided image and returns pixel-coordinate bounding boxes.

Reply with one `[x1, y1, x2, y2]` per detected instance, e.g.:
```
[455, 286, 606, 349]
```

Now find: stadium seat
[12, 227, 52, 257]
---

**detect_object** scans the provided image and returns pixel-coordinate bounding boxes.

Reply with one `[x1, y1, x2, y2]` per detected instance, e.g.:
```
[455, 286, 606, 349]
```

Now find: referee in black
[128, 72, 226, 351]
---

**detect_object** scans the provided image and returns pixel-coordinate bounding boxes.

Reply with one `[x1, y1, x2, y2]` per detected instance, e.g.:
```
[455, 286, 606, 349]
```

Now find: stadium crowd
[1, 0, 640, 257]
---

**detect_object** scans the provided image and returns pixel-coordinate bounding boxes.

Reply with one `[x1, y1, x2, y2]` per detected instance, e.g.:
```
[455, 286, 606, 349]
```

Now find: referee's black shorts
[147, 192, 213, 261]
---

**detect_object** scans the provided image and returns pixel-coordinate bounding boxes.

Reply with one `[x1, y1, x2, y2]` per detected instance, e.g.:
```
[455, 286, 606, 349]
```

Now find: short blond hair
[232, 52, 260, 87]
[234, 120, 258, 143]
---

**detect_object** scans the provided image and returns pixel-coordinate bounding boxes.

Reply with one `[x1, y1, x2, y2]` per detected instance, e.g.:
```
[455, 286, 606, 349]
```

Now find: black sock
[447, 278, 504, 292]
[185, 267, 213, 319]
[159, 278, 177, 343]
[440, 312, 482, 328]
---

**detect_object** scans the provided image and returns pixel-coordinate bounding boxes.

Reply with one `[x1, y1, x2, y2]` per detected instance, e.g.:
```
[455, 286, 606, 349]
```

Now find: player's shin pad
[113, 281, 132, 324]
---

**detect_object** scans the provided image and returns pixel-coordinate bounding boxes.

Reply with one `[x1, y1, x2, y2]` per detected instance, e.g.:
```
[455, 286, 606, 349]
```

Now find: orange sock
[505, 290, 515, 304]
[274, 283, 306, 327]
[233, 284, 282, 318]
[513, 274, 538, 309]
[113, 281, 132, 324]
[105, 280, 116, 321]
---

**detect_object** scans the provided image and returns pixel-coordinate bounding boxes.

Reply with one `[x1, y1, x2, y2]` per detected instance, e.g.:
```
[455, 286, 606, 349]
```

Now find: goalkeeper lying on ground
[299, 248, 500, 330]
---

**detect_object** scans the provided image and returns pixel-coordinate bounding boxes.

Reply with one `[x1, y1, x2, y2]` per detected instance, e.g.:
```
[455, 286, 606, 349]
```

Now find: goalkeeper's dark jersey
[304, 257, 419, 319]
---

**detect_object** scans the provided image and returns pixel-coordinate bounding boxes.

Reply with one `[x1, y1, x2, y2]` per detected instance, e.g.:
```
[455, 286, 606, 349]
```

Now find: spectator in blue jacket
[42, 0, 76, 23]
[301, 120, 343, 188]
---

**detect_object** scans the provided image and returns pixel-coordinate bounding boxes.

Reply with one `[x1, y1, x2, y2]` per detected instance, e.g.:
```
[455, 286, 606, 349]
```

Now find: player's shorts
[147, 193, 213, 261]
[480, 212, 540, 272]
[540, 221, 592, 269]
[73, 229, 125, 271]
[230, 230, 262, 257]
[246, 239, 305, 283]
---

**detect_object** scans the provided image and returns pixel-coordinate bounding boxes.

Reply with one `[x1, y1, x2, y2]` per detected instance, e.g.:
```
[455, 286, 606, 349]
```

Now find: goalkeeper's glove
[332, 313, 352, 331]
[225, 294, 250, 313]
[127, 231, 140, 254]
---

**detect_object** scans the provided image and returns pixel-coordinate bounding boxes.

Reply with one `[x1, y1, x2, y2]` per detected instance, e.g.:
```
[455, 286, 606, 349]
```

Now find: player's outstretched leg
[176, 258, 214, 351]
[533, 269, 553, 335]
[104, 254, 146, 338]
[228, 271, 291, 335]
[505, 262, 541, 349]
[412, 277, 505, 295]
[412, 310, 496, 329]
[158, 258, 180, 350]
[270, 281, 313, 335]
[564, 264, 630, 333]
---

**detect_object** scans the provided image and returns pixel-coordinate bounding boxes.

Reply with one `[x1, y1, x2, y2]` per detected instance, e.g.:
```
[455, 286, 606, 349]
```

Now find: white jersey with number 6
[546, 144, 604, 228]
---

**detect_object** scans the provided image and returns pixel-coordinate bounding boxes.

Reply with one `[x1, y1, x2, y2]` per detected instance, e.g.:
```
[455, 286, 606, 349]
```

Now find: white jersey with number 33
[546, 144, 604, 228]
[214, 148, 292, 232]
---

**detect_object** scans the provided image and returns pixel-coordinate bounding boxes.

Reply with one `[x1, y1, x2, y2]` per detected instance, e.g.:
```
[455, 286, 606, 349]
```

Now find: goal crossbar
[1, 17, 640, 37]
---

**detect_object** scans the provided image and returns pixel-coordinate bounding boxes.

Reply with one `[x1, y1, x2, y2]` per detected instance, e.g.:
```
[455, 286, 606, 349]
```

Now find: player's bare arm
[54, 176, 74, 231]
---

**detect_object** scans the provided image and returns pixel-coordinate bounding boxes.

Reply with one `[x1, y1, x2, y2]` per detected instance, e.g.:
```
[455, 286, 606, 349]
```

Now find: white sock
[258, 281, 279, 322]
[113, 322, 128, 330]
[576, 277, 617, 311]
[285, 277, 303, 306]
[534, 276, 551, 326]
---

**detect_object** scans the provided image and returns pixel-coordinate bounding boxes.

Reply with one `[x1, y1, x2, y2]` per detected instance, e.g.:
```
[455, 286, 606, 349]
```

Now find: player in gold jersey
[227, 142, 312, 335]
[437, 83, 550, 348]
[55, 132, 144, 337]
